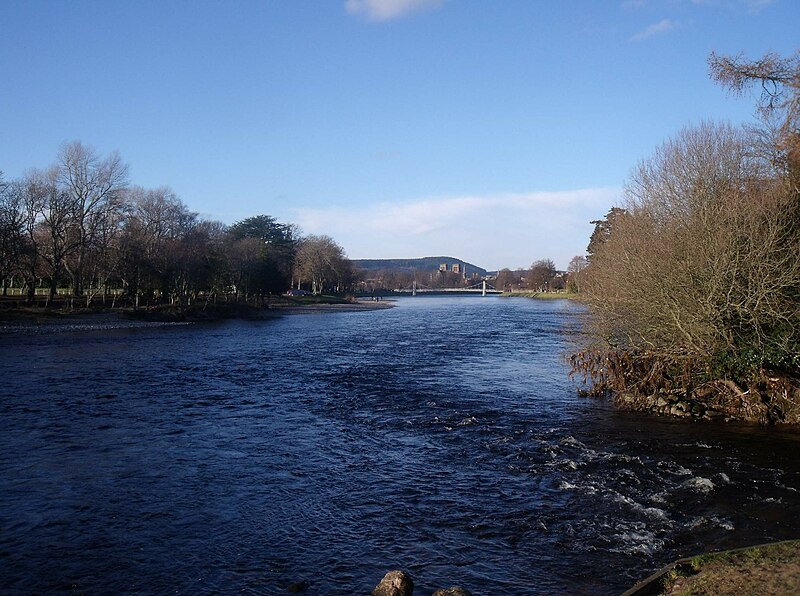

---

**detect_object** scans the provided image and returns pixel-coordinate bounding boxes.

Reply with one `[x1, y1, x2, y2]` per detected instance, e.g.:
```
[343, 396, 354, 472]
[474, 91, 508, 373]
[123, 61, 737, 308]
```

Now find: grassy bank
[623, 539, 800, 595]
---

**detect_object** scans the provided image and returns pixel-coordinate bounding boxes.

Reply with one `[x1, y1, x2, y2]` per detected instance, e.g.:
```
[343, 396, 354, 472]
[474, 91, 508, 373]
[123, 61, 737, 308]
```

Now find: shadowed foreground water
[2, 297, 800, 594]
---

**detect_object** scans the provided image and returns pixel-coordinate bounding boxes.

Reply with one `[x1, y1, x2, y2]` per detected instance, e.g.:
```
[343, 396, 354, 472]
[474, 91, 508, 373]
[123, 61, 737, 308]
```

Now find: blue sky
[1, 0, 797, 270]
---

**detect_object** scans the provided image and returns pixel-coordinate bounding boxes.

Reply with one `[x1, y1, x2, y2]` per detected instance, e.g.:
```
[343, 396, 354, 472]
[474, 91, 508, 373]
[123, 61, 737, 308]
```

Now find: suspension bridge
[397, 280, 502, 296]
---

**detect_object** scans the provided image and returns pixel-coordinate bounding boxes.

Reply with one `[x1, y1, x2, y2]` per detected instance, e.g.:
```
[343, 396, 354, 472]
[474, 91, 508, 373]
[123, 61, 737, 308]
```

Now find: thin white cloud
[630, 18, 678, 41]
[344, 0, 444, 22]
[288, 188, 619, 271]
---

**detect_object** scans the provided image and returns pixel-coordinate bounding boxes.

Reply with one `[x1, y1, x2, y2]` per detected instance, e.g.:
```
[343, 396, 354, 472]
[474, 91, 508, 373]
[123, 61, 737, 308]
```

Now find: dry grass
[659, 541, 800, 596]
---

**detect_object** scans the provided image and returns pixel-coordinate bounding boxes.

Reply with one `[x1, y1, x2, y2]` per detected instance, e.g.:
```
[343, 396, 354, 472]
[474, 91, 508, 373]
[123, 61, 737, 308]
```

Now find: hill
[352, 256, 487, 278]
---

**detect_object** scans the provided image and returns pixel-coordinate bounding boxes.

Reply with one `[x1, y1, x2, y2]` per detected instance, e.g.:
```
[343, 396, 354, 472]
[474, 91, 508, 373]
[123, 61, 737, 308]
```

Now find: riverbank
[502, 291, 577, 299]
[623, 539, 800, 595]
[123, 299, 394, 321]
[277, 300, 395, 315]
[611, 377, 800, 426]
[570, 349, 800, 426]
[0, 298, 394, 332]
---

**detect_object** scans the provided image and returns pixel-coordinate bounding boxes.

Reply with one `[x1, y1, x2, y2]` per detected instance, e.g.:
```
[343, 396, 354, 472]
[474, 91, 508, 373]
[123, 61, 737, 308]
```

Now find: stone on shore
[372, 570, 414, 596]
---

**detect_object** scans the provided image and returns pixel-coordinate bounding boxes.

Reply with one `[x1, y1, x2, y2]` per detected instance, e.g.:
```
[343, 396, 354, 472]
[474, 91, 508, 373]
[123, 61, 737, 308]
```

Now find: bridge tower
[482, 280, 487, 297]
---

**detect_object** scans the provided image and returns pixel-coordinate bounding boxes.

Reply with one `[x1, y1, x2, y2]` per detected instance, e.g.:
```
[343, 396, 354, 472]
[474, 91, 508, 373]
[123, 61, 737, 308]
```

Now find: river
[2, 296, 800, 594]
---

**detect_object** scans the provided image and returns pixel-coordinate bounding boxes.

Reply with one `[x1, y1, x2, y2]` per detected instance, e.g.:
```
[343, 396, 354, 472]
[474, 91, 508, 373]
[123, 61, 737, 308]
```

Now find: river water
[2, 296, 800, 594]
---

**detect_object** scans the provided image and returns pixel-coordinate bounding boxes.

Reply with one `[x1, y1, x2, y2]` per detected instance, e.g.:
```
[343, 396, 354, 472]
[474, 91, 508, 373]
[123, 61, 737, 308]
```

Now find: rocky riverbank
[613, 376, 800, 425]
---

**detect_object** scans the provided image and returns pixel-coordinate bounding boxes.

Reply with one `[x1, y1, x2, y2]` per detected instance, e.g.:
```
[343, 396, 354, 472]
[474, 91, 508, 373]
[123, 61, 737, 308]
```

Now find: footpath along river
[2, 296, 800, 594]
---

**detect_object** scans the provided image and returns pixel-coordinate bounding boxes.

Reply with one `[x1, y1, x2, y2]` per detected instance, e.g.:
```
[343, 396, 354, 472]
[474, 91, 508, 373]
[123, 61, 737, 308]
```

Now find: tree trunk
[73, 264, 83, 296]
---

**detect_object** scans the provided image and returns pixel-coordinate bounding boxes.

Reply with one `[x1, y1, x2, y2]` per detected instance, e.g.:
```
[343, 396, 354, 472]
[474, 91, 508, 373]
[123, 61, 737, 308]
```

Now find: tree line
[356, 257, 583, 294]
[0, 142, 353, 307]
[493, 257, 588, 293]
[572, 50, 800, 418]
[358, 268, 474, 292]
[495, 260, 558, 292]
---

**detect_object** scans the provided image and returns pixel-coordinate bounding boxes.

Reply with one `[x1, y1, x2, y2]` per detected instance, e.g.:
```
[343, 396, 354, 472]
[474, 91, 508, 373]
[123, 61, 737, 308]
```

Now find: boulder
[372, 570, 414, 596]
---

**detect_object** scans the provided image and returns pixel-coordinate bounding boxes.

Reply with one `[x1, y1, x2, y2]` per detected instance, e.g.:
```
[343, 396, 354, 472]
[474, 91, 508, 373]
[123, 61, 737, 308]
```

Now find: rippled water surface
[3, 296, 800, 594]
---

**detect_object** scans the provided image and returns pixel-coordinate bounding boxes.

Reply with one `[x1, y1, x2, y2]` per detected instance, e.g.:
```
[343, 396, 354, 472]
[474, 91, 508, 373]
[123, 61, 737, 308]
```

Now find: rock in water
[432, 588, 472, 596]
[286, 579, 310, 593]
[372, 570, 414, 596]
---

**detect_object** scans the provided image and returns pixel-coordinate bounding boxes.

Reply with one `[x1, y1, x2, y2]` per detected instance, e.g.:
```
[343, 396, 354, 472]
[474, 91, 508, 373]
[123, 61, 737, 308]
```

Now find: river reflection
[2, 296, 800, 594]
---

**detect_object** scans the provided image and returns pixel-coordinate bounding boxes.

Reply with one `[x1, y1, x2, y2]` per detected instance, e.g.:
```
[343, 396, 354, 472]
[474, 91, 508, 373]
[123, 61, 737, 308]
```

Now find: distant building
[439, 262, 468, 278]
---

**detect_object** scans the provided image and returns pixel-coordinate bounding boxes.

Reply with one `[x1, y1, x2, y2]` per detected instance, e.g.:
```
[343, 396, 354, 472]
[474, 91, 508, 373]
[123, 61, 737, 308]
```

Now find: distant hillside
[352, 256, 487, 277]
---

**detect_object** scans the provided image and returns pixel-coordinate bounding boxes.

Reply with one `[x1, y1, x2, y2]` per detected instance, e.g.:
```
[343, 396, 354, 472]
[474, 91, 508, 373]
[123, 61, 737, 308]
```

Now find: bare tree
[293, 235, 352, 294]
[174, 219, 227, 307]
[24, 167, 78, 298]
[58, 141, 128, 296]
[81, 199, 127, 305]
[0, 174, 30, 295]
[527, 259, 557, 292]
[577, 121, 800, 395]
[125, 186, 196, 305]
[566, 255, 588, 293]
[494, 268, 518, 292]
[225, 236, 265, 301]
[709, 50, 800, 192]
